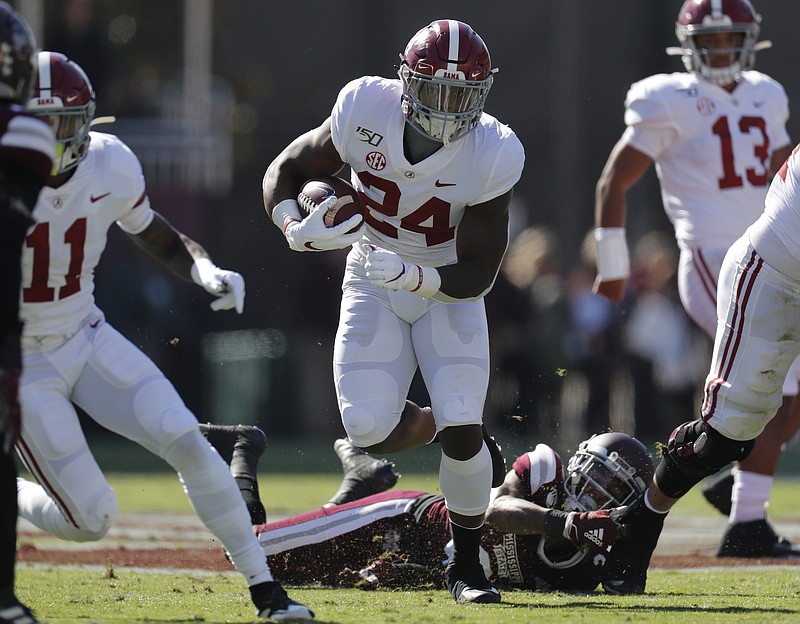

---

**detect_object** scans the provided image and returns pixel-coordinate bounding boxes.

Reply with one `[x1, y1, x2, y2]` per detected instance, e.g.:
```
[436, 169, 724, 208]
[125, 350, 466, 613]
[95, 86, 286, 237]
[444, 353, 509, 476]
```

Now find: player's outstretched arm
[485, 470, 551, 535]
[128, 211, 245, 313]
[486, 470, 625, 551]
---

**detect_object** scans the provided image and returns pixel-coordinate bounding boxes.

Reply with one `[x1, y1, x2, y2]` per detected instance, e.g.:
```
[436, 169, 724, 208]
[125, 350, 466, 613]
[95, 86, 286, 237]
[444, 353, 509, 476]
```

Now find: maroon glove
[564, 510, 626, 551]
[0, 367, 21, 454]
[544, 508, 626, 552]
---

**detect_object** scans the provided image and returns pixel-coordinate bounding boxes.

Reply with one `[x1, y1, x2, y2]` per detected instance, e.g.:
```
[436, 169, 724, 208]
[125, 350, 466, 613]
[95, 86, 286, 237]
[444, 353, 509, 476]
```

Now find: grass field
[13, 466, 800, 624]
[15, 566, 800, 624]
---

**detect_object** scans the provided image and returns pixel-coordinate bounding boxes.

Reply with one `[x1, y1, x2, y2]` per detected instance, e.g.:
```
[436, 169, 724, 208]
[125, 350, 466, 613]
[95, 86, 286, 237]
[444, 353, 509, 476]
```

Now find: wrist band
[412, 265, 442, 299]
[594, 227, 630, 281]
[271, 199, 303, 234]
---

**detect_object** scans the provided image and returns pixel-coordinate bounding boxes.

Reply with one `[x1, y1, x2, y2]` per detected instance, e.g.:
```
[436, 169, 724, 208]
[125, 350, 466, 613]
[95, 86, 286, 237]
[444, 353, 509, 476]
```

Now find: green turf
[103, 470, 798, 521]
[14, 425, 800, 622]
[15, 567, 800, 623]
[105, 471, 442, 514]
[14, 473, 800, 623]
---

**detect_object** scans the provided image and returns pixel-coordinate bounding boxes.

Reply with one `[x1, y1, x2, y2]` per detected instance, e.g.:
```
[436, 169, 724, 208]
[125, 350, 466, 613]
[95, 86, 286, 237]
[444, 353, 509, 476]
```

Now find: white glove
[273, 197, 363, 252]
[191, 257, 245, 314]
[363, 247, 441, 299]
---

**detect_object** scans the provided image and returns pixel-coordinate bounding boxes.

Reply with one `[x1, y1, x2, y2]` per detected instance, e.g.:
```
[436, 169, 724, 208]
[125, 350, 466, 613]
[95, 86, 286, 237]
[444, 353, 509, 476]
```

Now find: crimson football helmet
[398, 19, 494, 147]
[674, 0, 764, 86]
[27, 51, 96, 175]
[0, 1, 37, 104]
[564, 432, 654, 513]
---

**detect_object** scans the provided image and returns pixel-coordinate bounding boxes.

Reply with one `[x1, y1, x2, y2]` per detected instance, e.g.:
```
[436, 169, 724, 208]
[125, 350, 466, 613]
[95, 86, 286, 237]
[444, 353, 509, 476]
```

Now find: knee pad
[655, 419, 755, 498]
[75, 488, 117, 541]
[439, 444, 492, 516]
[429, 364, 486, 429]
[40, 484, 116, 542]
[338, 370, 403, 447]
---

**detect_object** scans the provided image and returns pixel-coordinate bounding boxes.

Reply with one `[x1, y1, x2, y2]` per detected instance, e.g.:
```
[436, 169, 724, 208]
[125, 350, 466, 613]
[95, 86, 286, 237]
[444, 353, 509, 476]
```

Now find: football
[297, 175, 366, 232]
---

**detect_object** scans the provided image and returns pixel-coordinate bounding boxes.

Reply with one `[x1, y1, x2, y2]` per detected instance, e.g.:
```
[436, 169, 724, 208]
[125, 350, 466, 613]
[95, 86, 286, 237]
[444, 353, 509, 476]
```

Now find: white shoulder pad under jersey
[763, 144, 800, 266]
[331, 76, 525, 266]
[623, 71, 790, 250]
[511, 443, 563, 498]
[20, 132, 152, 338]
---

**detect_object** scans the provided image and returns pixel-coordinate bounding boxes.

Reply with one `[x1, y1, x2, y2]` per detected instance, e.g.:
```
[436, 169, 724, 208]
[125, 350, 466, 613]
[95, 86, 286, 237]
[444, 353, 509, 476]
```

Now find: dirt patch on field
[15, 544, 800, 573]
[17, 542, 232, 571]
[15, 510, 800, 574]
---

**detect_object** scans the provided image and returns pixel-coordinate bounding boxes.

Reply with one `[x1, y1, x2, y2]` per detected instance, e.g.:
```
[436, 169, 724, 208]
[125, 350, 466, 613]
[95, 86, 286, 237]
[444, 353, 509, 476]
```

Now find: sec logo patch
[366, 151, 386, 171]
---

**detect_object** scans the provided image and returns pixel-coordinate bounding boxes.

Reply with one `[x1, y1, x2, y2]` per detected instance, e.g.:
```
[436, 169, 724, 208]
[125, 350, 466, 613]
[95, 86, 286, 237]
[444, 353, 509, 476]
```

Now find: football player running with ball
[14, 52, 313, 621]
[593, 0, 799, 564]
[263, 19, 524, 603]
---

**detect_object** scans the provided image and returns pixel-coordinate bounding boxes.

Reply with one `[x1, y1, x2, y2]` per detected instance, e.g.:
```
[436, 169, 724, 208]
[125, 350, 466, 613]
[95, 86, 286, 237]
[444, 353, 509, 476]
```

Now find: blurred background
[13, 0, 800, 468]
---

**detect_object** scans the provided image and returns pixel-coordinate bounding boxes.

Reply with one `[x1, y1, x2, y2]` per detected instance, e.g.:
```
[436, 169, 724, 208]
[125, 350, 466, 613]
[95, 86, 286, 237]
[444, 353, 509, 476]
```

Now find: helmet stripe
[36, 51, 51, 97]
[446, 19, 459, 72]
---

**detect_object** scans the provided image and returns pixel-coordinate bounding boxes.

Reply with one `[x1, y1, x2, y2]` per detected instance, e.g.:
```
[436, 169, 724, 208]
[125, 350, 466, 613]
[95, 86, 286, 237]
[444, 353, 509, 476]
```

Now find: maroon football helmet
[537, 432, 654, 570]
[0, 1, 37, 104]
[675, 0, 762, 86]
[398, 19, 494, 147]
[564, 432, 654, 512]
[27, 51, 96, 175]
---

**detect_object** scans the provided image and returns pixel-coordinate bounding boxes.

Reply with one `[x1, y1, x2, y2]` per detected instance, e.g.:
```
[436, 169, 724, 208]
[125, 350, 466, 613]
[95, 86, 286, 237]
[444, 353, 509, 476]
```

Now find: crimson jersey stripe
[132, 189, 147, 208]
[702, 250, 762, 418]
[695, 247, 718, 304]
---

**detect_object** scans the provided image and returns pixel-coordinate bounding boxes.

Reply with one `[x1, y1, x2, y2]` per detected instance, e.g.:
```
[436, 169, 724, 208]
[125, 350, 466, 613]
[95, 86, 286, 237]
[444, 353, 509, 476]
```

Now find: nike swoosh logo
[90, 320, 101, 328]
[753, 100, 766, 107]
[435, 180, 456, 187]
[66, 94, 80, 103]
[90, 192, 111, 203]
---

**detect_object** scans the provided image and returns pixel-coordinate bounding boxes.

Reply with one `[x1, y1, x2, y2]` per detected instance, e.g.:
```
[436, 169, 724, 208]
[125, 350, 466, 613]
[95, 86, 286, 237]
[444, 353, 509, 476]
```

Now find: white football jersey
[330, 76, 525, 267]
[20, 132, 154, 338]
[760, 144, 800, 274]
[623, 70, 790, 250]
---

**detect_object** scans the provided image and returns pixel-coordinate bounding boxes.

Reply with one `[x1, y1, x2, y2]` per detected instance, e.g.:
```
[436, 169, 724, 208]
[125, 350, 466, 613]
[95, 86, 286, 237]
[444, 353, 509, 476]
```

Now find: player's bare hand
[593, 277, 627, 302]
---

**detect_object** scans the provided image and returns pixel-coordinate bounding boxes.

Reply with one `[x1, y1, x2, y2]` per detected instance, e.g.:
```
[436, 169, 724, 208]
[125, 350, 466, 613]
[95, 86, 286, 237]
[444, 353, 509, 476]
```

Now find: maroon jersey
[0, 105, 53, 344]
[0, 105, 54, 183]
[255, 445, 605, 591]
